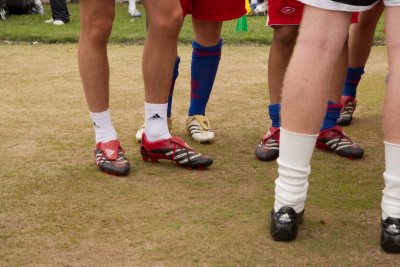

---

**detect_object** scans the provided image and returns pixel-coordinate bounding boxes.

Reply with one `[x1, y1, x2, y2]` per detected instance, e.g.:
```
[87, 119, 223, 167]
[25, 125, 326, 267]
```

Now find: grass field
[0, 43, 396, 266]
[0, 3, 385, 45]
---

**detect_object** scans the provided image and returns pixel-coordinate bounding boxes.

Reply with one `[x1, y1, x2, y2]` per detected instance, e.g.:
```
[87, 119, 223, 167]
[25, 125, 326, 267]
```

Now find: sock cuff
[145, 102, 168, 111]
[90, 108, 110, 119]
[192, 39, 223, 53]
[280, 127, 318, 138]
[384, 141, 400, 147]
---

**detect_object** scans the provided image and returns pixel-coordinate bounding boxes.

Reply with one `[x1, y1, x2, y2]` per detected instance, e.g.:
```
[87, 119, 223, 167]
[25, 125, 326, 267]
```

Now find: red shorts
[267, 0, 358, 26]
[180, 0, 246, 22]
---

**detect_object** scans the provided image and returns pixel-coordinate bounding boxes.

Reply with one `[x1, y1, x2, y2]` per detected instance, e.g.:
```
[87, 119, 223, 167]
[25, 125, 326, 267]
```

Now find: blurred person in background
[45, 0, 70, 25]
[1, 0, 44, 18]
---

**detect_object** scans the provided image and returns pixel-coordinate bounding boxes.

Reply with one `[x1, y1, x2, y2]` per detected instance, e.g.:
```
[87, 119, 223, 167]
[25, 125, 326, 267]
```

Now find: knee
[272, 26, 298, 48]
[148, 9, 183, 39]
[193, 22, 222, 46]
[82, 15, 115, 45]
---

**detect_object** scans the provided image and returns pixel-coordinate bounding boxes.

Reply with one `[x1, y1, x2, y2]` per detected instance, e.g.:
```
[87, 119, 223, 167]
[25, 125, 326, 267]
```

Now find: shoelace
[192, 115, 211, 130]
[341, 102, 356, 116]
[169, 138, 197, 163]
[326, 128, 353, 150]
[262, 129, 279, 144]
[97, 147, 125, 165]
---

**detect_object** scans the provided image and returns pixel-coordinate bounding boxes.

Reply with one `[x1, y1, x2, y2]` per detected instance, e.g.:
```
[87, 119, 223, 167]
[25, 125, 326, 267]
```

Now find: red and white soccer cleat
[316, 126, 364, 159]
[140, 134, 213, 169]
[255, 127, 280, 161]
[94, 140, 130, 176]
[337, 96, 357, 126]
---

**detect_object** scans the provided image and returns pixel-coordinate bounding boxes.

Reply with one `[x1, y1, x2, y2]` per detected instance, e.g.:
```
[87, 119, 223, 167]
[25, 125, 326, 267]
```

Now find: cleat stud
[142, 156, 149, 162]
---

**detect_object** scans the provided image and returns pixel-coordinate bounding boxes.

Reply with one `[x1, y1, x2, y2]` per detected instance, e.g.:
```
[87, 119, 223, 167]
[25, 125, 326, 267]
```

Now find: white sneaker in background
[129, 8, 141, 17]
[53, 20, 65, 26]
[44, 18, 53, 24]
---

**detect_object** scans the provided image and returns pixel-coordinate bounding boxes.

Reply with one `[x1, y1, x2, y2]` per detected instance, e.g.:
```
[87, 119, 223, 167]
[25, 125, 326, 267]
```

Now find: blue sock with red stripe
[269, 103, 281, 128]
[321, 101, 341, 131]
[342, 67, 365, 97]
[167, 56, 180, 118]
[188, 39, 222, 116]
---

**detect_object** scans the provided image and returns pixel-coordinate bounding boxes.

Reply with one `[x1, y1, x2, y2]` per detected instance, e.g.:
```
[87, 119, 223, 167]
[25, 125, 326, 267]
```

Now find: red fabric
[267, 0, 358, 25]
[96, 140, 120, 160]
[180, 0, 246, 22]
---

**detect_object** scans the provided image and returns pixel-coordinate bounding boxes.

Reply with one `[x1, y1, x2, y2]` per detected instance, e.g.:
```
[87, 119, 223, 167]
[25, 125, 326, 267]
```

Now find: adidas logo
[278, 213, 292, 223]
[387, 224, 400, 234]
[105, 149, 115, 158]
[148, 113, 164, 121]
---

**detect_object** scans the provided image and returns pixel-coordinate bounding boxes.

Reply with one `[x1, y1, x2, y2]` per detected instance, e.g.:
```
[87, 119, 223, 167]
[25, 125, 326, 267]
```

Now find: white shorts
[301, 0, 400, 12]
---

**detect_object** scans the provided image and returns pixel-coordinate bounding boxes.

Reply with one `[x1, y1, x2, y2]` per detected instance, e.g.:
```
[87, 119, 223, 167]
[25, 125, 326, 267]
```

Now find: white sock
[274, 128, 318, 213]
[90, 109, 117, 144]
[382, 141, 400, 220]
[144, 103, 171, 142]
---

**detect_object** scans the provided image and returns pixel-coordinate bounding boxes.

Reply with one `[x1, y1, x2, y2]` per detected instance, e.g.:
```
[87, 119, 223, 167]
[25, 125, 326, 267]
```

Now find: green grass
[0, 44, 396, 266]
[0, 3, 385, 45]
[0, 3, 272, 44]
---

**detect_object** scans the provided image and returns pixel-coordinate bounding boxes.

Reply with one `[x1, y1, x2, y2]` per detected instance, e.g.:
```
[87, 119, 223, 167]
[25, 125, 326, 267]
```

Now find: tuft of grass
[0, 44, 396, 266]
[0, 3, 385, 45]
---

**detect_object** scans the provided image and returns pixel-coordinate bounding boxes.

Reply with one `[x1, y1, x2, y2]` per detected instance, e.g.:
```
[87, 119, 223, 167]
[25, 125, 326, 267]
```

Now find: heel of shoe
[316, 141, 329, 151]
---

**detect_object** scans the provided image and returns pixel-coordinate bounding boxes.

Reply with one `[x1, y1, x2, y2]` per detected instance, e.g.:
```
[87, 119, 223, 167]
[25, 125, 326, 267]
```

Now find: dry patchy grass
[0, 44, 396, 266]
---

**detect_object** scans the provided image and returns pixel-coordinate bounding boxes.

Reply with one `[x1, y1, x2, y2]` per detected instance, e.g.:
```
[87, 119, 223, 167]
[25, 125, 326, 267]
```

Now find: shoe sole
[96, 163, 130, 176]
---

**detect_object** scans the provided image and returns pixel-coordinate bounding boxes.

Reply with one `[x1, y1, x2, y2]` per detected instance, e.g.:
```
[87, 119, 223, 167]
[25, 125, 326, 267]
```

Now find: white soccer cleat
[44, 18, 53, 24]
[135, 125, 145, 143]
[135, 118, 172, 143]
[186, 115, 215, 143]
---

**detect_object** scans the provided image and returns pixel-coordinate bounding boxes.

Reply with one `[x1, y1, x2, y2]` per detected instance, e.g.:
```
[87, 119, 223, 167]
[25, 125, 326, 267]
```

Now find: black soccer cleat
[140, 134, 213, 169]
[256, 127, 280, 161]
[270, 206, 304, 242]
[337, 96, 356, 126]
[381, 217, 400, 253]
[94, 140, 130, 176]
[316, 126, 364, 159]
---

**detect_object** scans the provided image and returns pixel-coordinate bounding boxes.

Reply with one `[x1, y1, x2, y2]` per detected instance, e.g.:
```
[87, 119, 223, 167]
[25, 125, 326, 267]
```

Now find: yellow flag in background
[245, 0, 251, 14]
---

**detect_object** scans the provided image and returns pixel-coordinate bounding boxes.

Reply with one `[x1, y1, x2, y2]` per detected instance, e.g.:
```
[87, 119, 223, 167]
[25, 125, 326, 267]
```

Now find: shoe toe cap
[256, 146, 279, 161]
[192, 131, 215, 143]
[338, 146, 364, 159]
[381, 230, 400, 253]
